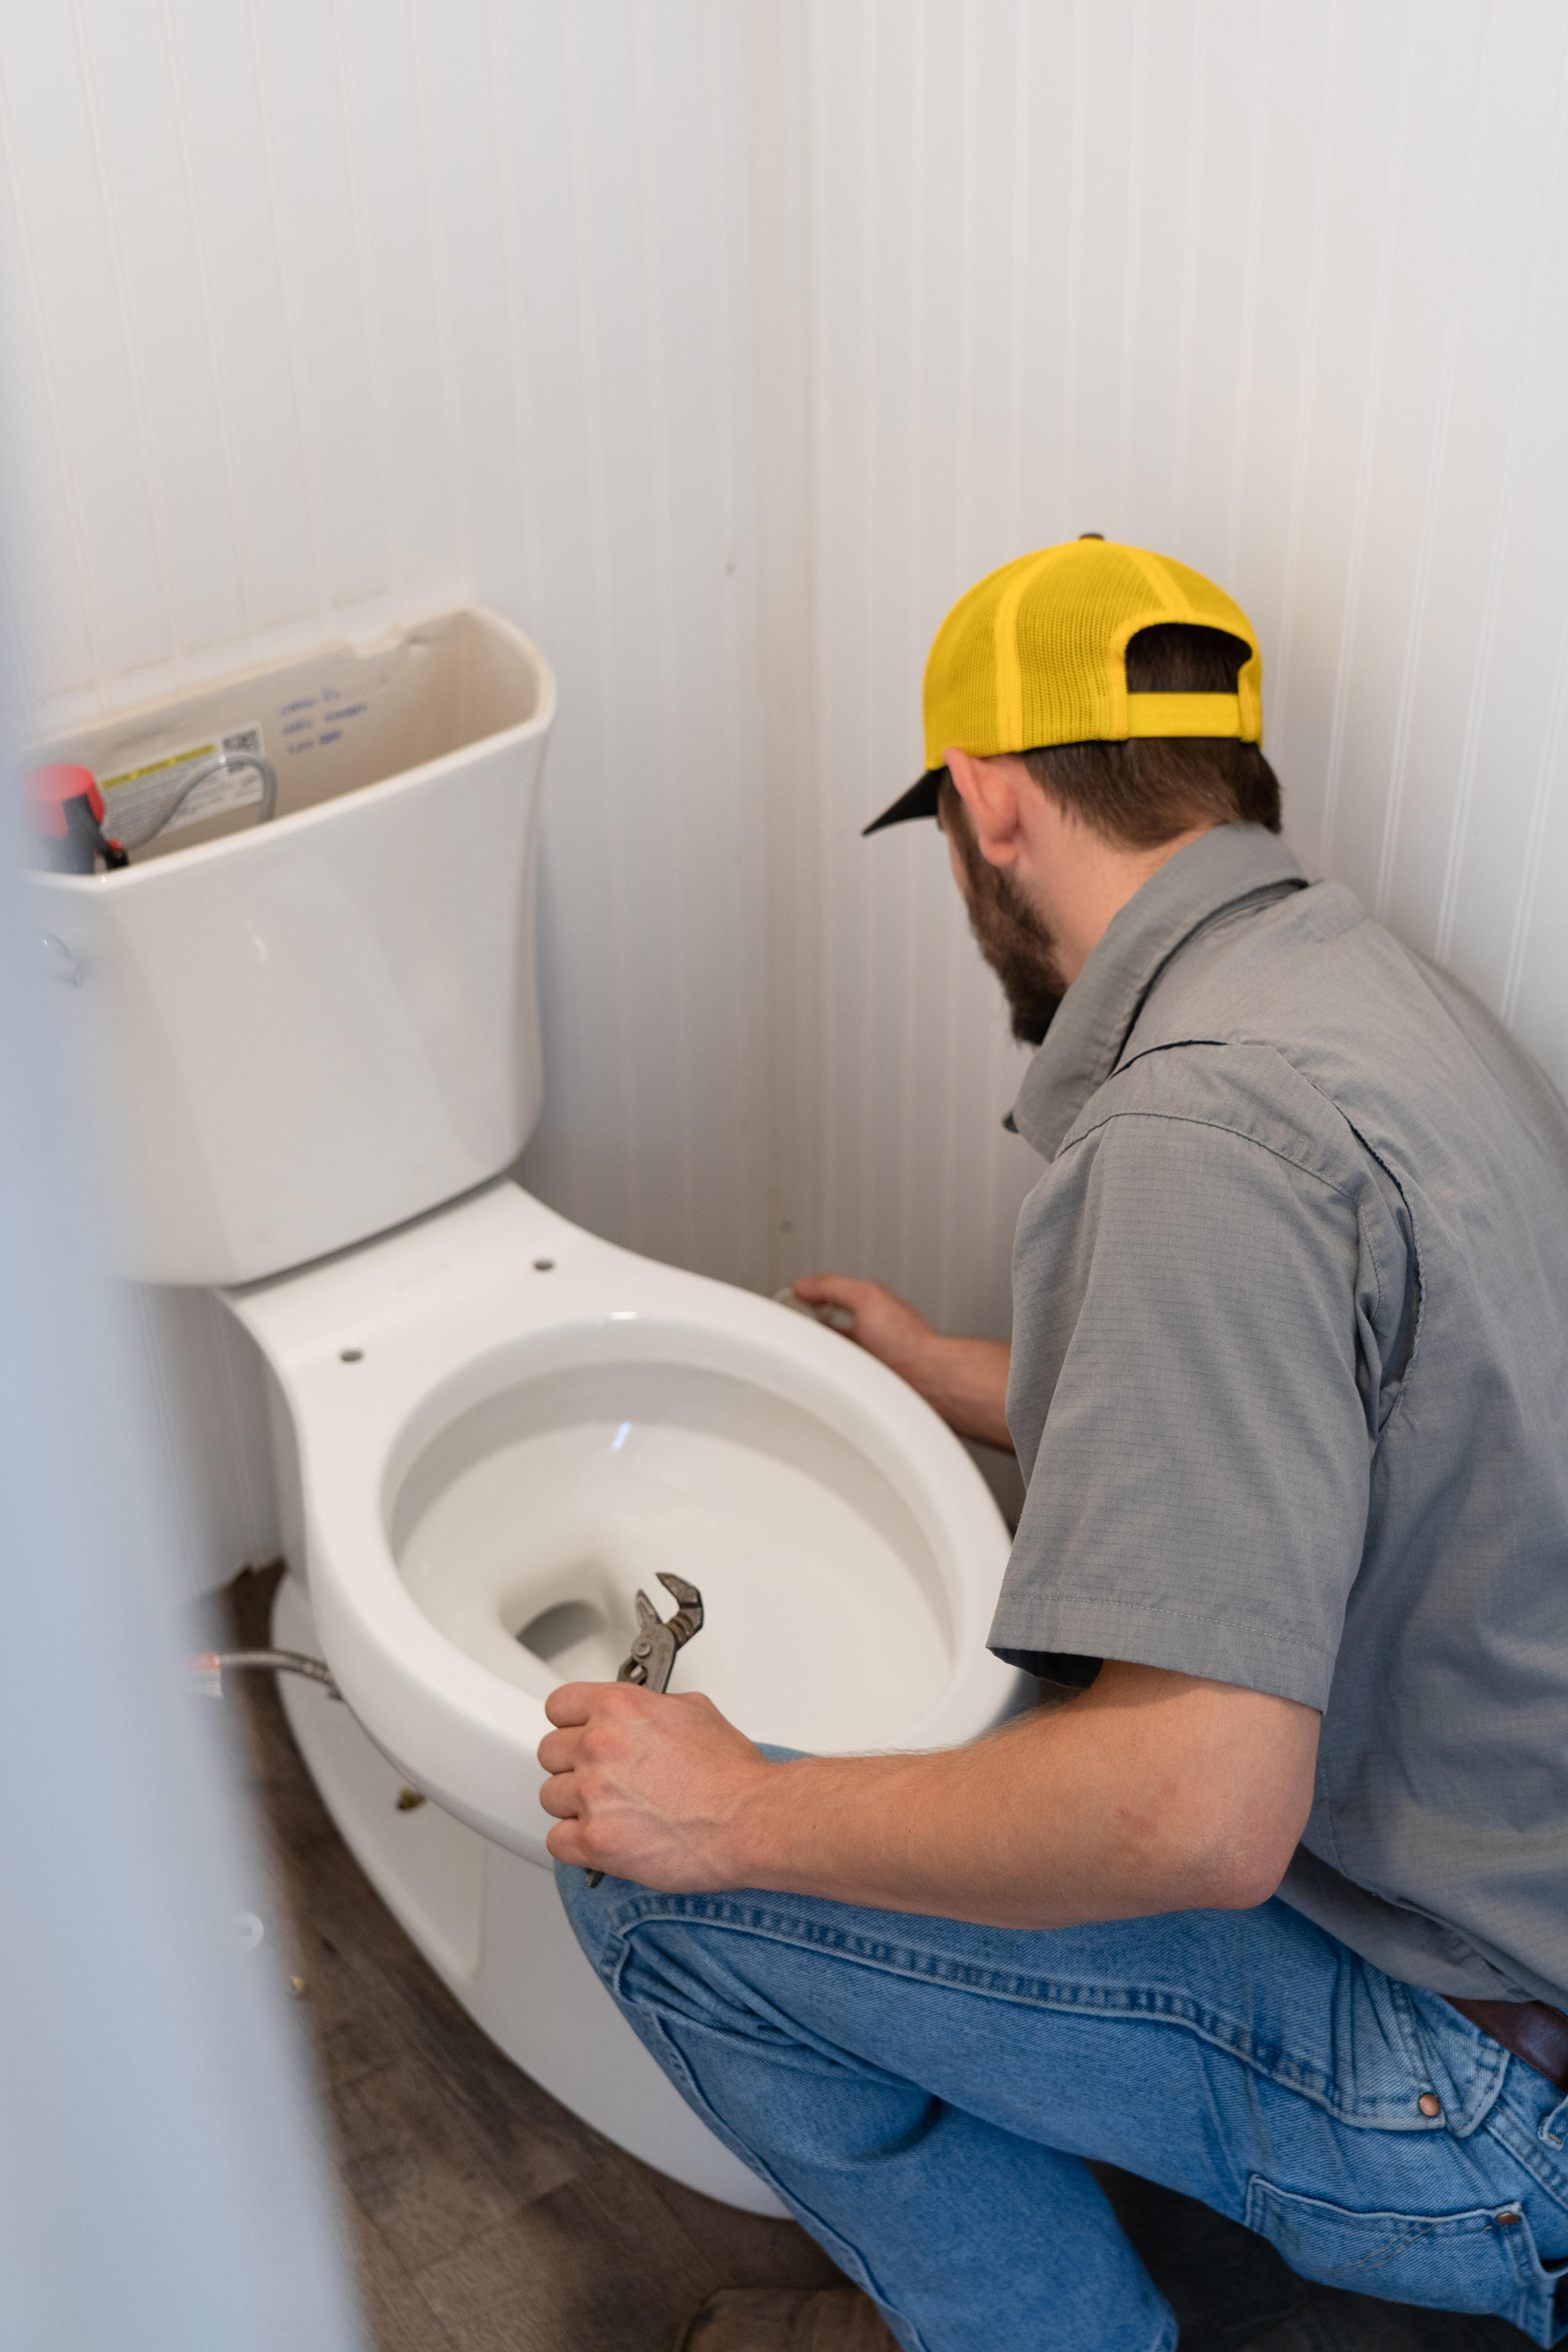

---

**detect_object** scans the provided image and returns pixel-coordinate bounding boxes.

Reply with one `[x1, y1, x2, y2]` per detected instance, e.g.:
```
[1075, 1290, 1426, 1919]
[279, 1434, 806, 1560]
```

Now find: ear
[946, 748, 1028, 868]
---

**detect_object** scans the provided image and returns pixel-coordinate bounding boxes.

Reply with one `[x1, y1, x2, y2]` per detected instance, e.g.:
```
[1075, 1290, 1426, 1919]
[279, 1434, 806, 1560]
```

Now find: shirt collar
[1007, 822, 1306, 1160]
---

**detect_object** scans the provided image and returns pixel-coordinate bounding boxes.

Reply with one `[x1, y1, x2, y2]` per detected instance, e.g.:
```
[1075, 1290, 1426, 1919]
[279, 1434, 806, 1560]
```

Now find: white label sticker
[100, 721, 267, 847]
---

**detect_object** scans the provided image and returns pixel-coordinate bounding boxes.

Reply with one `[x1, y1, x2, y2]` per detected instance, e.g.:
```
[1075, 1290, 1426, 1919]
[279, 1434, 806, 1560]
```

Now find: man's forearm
[911, 1336, 1012, 1450]
[539, 1662, 1319, 1920]
[788, 1276, 1013, 1450]
[721, 1667, 1317, 1929]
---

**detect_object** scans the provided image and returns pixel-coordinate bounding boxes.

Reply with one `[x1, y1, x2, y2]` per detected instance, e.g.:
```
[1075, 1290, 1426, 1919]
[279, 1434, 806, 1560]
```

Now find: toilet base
[270, 1573, 786, 2216]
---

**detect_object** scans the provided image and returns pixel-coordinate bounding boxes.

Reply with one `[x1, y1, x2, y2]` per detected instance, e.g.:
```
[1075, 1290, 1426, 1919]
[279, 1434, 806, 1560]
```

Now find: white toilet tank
[26, 610, 554, 1287]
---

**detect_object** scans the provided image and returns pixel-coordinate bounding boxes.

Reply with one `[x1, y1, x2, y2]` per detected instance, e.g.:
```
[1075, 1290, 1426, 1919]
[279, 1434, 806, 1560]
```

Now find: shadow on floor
[218, 1566, 1529, 2352]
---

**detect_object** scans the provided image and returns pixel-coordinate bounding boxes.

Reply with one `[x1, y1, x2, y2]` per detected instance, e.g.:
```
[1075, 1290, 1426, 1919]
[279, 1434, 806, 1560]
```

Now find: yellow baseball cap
[863, 536, 1262, 833]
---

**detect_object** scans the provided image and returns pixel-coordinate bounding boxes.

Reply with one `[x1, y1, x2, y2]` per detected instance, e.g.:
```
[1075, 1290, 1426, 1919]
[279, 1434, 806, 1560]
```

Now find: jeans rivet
[1418, 2092, 1442, 2118]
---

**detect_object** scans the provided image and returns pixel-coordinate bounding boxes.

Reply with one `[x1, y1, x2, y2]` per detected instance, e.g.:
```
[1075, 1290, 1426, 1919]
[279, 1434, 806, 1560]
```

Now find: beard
[946, 806, 1067, 1047]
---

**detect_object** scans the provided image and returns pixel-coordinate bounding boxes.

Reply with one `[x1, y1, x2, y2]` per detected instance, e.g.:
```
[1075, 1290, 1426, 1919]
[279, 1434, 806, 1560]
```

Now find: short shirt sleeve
[990, 1105, 1377, 1711]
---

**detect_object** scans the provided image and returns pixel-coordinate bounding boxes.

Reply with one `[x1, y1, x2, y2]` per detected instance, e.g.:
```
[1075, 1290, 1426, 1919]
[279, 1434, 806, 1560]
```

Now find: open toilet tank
[27, 609, 1022, 2215]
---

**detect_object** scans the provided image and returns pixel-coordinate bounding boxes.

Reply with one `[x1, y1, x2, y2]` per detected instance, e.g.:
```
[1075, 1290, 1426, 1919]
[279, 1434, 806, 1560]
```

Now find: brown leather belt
[1446, 1998, 1568, 2094]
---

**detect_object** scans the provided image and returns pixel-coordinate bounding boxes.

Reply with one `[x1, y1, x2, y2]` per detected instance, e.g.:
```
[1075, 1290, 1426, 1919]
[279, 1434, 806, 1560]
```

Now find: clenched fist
[538, 1679, 774, 1889]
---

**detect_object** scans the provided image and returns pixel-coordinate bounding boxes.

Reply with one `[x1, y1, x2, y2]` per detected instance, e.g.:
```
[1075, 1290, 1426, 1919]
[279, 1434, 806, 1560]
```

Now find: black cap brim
[862, 768, 946, 836]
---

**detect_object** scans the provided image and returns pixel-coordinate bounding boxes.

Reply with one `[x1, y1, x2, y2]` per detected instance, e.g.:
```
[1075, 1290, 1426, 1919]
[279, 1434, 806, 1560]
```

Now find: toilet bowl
[227, 1177, 1020, 2212]
[27, 607, 1022, 2212]
[228, 1178, 1019, 1868]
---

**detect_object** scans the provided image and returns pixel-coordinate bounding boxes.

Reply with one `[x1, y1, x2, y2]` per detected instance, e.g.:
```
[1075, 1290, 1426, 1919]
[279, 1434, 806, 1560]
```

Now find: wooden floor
[222, 1566, 1526, 2352]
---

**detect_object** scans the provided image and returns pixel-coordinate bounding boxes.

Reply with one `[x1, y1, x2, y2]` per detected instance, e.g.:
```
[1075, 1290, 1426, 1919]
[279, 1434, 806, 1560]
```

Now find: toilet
[27, 608, 1022, 2215]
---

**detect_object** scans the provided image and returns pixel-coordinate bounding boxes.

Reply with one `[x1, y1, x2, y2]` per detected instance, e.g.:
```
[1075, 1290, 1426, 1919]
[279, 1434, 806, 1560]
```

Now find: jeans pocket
[1245, 2177, 1565, 2343]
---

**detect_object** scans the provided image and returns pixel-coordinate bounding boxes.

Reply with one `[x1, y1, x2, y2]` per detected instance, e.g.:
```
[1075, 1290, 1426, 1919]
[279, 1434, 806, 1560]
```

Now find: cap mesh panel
[921, 539, 1262, 764]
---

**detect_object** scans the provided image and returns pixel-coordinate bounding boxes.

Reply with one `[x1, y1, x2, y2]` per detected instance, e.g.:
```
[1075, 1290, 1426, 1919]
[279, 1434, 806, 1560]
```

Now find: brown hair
[1016, 622, 1281, 846]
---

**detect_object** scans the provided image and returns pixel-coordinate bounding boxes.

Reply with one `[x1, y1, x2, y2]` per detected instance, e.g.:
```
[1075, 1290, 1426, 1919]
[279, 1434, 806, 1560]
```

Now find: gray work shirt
[991, 822, 1568, 2009]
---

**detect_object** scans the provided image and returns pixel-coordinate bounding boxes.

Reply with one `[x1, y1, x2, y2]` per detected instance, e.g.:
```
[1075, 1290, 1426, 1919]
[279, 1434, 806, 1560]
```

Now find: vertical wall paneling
[0, 33, 98, 716]
[768, 0, 1568, 1356]
[492, 1, 770, 1290]
[6, 1, 1568, 1591]
[2, 1, 167, 710]
[745, 0, 825, 1290]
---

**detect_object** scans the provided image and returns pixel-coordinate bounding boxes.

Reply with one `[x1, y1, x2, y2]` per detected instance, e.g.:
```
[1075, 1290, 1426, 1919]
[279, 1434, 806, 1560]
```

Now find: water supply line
[189, 1648, 340, 1700]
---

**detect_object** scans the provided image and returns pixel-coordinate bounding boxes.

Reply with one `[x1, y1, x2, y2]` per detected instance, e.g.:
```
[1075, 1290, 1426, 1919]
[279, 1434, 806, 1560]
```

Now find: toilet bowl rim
[295, 1299, 1017, 1733]
[230, 1184, 1012, 1622]
[228, 1185, 1022, 1850]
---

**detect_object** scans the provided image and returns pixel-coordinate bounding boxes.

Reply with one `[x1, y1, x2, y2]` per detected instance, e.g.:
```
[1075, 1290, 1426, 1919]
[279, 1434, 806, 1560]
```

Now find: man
[540, 540, 1568, 2352]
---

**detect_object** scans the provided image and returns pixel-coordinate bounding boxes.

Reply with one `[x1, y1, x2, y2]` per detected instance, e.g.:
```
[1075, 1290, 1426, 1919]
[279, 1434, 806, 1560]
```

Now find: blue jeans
[557, 1862, 1568, 2350]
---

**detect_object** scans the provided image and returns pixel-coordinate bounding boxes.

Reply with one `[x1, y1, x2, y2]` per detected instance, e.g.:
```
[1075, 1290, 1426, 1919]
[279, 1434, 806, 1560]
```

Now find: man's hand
[791, 1272, 1013, 1450]
[539, 1662, 1319, 1924]
[539, 1680, 771, 1887]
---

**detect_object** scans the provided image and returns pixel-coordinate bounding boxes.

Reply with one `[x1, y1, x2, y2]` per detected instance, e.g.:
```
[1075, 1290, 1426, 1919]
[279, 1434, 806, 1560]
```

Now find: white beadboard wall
[5, 0, 1568, 1592]
[771, 0, 1568, 1345]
